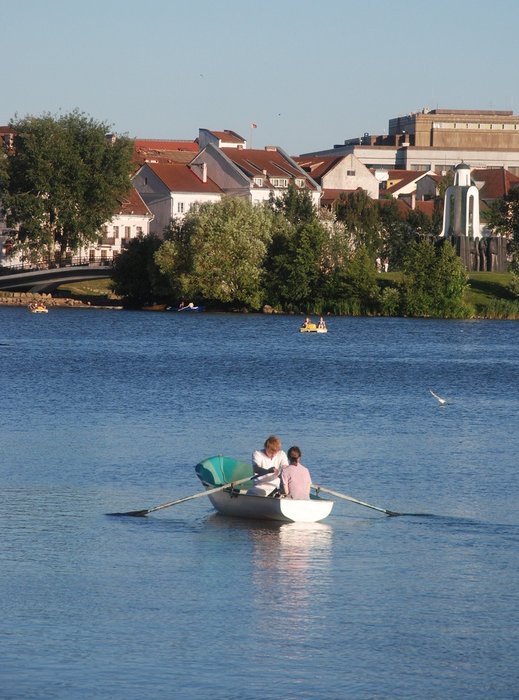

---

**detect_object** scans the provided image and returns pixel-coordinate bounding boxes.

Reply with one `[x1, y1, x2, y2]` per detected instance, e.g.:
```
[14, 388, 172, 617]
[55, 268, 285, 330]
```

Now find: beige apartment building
[304, 108, 519, 175]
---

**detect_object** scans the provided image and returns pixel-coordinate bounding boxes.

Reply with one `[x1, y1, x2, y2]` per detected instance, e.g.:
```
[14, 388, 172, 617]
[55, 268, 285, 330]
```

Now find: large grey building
[302, 108, 519, 175]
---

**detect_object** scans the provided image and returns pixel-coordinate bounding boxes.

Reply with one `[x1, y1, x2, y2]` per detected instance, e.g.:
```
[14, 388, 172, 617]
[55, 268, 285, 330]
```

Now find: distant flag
[251, 122, 257, 129]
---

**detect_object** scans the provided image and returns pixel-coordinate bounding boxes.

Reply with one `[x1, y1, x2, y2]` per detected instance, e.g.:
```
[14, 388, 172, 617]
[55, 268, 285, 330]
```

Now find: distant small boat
[28, 302, 48, 313]
[195, 455, 334, 523]
[169, 302, 205, 312]
[299, 318, 327, 333]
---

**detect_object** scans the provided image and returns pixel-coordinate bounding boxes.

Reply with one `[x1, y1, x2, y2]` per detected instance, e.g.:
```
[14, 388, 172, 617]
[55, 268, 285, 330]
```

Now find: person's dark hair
[288, 446, 301, 461]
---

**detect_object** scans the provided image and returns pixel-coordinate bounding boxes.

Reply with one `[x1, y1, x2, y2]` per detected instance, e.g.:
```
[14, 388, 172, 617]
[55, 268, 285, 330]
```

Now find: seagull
[429, 389, 448, 406]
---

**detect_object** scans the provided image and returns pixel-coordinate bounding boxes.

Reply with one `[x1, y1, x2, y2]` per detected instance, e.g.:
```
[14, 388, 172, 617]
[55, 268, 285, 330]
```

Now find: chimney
[202, 162, 207, 183]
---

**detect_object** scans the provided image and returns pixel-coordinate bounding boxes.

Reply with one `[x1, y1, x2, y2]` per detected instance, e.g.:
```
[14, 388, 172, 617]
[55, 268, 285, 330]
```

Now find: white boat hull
[207, 489, 333, 523]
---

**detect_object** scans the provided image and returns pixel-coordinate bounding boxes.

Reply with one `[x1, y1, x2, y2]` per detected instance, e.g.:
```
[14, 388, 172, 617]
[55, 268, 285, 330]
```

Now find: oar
[312, 483, 400, 516]
[108, 474, 257, 517]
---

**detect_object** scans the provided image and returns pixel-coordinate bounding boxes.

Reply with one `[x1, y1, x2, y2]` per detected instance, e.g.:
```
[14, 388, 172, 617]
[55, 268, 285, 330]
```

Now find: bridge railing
[0, 256, 114, 276]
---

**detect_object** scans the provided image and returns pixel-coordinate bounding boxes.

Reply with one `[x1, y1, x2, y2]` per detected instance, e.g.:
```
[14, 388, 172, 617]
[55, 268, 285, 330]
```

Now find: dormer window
[253, 177, 264, 187]
[270, 177, 289, 188]
[295, 178, 305, 188]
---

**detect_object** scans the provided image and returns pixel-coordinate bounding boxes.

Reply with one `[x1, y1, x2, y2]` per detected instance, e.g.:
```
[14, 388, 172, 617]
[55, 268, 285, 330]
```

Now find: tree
[323, 244, 380, 314]
[111, 235, 167, 306]
[484, 188, 519, 260]
[269, 184, 317, 225]
[400, 239, 468, 318]
[155, 198, 275, 309]
[335, 190, 382, 256]
[0, 111, 134, 260]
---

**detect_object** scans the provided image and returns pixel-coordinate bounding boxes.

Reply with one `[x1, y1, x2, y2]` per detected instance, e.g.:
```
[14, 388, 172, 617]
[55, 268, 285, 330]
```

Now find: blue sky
[4, 0, 518, 155]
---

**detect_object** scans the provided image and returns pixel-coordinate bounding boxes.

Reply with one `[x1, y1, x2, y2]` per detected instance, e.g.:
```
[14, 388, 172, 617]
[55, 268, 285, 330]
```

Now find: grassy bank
[378, 271, 519, 319]
[54, 279, 121, 305]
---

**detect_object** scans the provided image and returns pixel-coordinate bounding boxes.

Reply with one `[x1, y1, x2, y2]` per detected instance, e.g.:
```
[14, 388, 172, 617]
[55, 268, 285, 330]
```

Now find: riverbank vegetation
[109, 187, 519, 319]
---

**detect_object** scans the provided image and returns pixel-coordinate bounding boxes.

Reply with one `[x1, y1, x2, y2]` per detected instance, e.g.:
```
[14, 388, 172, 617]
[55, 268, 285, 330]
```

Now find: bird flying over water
[429, 389, 448, 406]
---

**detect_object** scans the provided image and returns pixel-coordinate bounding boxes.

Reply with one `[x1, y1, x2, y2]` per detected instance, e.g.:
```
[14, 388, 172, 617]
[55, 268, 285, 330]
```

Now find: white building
[132, 161, 223, 237]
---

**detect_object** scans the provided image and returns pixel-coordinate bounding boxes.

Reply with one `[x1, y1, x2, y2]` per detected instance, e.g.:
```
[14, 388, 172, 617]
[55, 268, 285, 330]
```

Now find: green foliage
[111, 235, 166, 305]
[380, 286, 401, 316]
[484, 188, 519, 260]
[0, 111, 134, 258]
[269, 184, 317, 225]
[508, 272, 519, 299]
[324, 245, 380, 314]
[401, 240, 469, 318]
[335, 190, 382, 256]
[156, 198, 274, 309]
[263, 214, 328, 311]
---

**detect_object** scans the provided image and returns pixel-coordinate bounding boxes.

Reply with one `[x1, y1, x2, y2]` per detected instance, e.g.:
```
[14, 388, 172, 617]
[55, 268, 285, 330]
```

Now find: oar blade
[107, 509, 150, 517]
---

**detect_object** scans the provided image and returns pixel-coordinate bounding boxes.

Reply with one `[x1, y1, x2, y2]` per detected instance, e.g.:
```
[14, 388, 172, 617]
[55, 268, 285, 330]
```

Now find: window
[113, 226, 119, 239]
[346, 170, 356, 176]
[270, 178, 288, 188]
[295, 178, 305, 187]
[177, 202, 184, 213]
[136, 226, 143, 235]
[125, 226, 131, 239]
[253, 177, 264, 187]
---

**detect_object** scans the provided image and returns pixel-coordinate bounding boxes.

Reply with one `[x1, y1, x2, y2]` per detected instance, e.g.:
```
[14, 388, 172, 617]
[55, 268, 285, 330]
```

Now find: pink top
[281, 462, 312, 500]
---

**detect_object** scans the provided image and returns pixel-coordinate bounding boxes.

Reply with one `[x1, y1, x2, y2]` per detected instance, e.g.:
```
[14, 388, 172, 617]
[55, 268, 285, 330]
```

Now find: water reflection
[249, 521, 332, 621]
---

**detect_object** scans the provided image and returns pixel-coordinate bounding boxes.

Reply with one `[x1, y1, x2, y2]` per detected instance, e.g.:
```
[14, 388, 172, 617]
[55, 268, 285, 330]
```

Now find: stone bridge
[0, 263, 113, 293]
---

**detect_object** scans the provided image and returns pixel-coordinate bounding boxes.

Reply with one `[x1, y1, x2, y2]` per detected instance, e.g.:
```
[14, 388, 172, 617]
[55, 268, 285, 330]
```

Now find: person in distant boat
[301, 317, 311, 328]
[317, 316, 326, 329]
[281, 446, 312, 500]
[178, 301, 185, 310]
[247, 435, 288, 496]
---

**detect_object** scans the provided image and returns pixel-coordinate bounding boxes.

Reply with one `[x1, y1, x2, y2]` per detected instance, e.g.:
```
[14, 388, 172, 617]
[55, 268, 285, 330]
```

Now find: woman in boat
[317, 316, 326, 330]
[281, 446, 312, 499]
[247, 435, 288, 496]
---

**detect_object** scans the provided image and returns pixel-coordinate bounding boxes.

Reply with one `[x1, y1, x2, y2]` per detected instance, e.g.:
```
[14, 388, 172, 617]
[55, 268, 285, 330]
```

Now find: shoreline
[0, 291, 122, 309]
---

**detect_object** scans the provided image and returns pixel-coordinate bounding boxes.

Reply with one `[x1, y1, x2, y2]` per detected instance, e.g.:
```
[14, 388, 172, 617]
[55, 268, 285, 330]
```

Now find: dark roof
[221, 147, 318, 189]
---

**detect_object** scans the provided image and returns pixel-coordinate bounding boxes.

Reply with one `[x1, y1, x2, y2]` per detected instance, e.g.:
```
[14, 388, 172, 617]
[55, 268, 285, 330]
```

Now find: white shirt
[250, 449, 288, 495]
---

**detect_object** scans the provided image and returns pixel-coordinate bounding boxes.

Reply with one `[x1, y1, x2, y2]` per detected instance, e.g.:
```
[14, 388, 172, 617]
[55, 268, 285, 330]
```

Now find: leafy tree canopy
[156, 197, 275, 309]
[269, 184, 317, 225]
[111, 235, 167, 306]
[0, 110, 134, 259]
[401, 239, 468, 318]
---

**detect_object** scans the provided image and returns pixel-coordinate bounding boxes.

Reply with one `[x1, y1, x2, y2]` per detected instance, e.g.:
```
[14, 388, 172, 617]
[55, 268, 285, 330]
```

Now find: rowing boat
[195, 455, 334, 523]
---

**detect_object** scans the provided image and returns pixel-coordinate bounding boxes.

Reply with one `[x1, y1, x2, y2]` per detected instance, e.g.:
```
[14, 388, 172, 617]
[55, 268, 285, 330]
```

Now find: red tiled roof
[378, 197, 435, 218]
[134, 150, 195, 167]
[471, 167, 519, 200]
[321, 188, 359, 205]
[384, 170, 431, 194]
[144, 162, 222, 194]
[293, 155, 344, 181]
[207, 130, 245, 144]
[117, 187, 152, 216]
[221, 148, 318, 189]
[134, 139, 198, 152]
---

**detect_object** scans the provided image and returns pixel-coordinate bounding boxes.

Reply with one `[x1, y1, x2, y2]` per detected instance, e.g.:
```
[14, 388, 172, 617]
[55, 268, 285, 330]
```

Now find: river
[1, 307, 518, 699]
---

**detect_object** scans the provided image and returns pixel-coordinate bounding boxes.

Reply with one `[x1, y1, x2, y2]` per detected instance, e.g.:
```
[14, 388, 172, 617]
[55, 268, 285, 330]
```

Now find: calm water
[1, 307, 518, 699]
